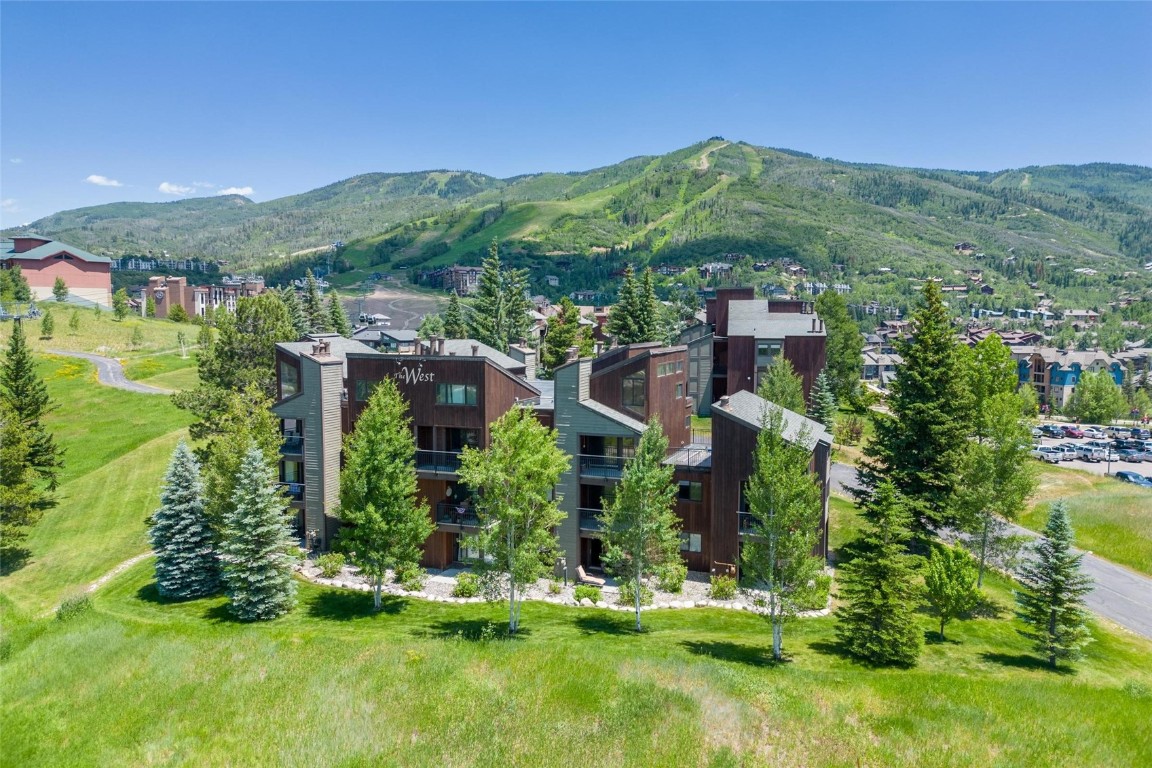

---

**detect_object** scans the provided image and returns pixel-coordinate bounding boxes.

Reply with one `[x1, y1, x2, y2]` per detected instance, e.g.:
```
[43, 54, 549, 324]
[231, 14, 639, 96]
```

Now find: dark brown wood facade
[588, 346, 692, 448]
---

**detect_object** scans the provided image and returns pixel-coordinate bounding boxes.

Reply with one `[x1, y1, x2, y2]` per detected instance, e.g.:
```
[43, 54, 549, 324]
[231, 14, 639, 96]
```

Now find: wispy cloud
[10, 158, 22, 164]
[86, 174, 123, 187]
[217, 186, 254, 196]
[158, 181, 195, 196]
[192, 181, 216, 189]
[1, 198, 20, 213]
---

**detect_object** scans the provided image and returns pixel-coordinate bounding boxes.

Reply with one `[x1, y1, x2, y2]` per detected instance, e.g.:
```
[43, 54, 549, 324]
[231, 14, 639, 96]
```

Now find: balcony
[416, 450, 462, 474]
[280, 435, 304, 455]
[434, 502, 488, 531]
[578, 508, 605, 533]
[578, 454, 630, 479]
[280, 482, 305, 503]
[738, 511, 757, 536]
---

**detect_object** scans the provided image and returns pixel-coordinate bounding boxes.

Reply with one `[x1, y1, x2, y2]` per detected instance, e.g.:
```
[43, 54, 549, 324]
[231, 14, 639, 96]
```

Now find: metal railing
[577, 454, 630, 479]
[434, 502, 484, 528]
[280, 435, 304, 454]
[415, 450, 462, 473]
[280, 482, 305, 502]
[578, 508, 605, 531]
[738, 512, 757, 534]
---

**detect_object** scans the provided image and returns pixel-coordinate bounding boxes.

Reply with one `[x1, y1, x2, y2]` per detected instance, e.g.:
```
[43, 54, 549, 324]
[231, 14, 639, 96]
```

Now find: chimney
[566, 346, 580, 363]
[436, 336, 445, 355]
[819, 319, 825, 333]
[471, 344, 479, 357]
[811, 318, 817, 333]
[720, 395, 731, 409]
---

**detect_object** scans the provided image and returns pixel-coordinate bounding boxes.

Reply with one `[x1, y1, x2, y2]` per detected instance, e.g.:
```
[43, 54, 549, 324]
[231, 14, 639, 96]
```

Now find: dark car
[1061, 426, 1085, 439]
[1114, 471, 1152, 488]
[1133, 428, 1152, 440]
[1041, 424, 1066, 438]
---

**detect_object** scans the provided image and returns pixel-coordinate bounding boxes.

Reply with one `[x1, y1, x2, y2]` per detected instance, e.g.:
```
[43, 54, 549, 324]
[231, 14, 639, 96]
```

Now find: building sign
[394, 363, 435, 385]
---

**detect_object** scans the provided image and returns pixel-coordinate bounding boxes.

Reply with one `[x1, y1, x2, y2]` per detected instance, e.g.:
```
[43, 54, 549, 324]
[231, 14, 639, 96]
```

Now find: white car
[1031, 446, 1062, 464]
[1082, 427, 1106, 440]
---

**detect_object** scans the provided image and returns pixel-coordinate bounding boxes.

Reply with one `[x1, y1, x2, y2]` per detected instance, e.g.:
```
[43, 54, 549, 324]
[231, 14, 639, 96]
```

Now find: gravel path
[46, 349, 172, 395]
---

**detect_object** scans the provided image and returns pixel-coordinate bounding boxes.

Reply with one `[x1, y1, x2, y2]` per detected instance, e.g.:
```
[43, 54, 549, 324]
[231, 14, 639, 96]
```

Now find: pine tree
[859, 281, 973, 534]
[112, 288, 130, 320]
[636, 267, 660, 343]
[68, 310, 81, 336]
[336, 378, 433, 610]
[52, 276, 68, 302]
[540, 297, 593, 377]
[606, 265, 639, 343]
[145, 295, 156, 317]
[168, 304, 189, 323]
[0, 319, 63, 489]
[458, 406, 569, 634]
[1015, 501, 1093, 668]
[741, 406, 824, 660]
[468, 240, 531, 352]
[924, 544, 979, 640]
[302, 269, 327, 333]
[201, 386, 282, 533]
[326, 291, 352, 337]
[218, 443, 298, 621]
[835, 481, 924, 666]
[442, 293, 468, 339]
[757, 357, 806, 413]
[278, 286, 309, 337]
[39, 308, 55, 339]
[807, 368, 838, 431]
[599, 418, 681, 632]
[150, 441, 219, 599]
[0, 400, 55, 569]
[815, 290, 863, 400]
[130, 324, 144, 349]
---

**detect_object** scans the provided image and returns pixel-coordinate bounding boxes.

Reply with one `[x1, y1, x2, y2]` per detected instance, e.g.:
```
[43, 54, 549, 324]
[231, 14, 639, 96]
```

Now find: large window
[657, 360, 684, 377]
[622, 371, 646, 409]
[437, 383, 478, 406]
[354, 379, 376, 402]
[280, 361, 299, 398]
[678, 481, 703, 502]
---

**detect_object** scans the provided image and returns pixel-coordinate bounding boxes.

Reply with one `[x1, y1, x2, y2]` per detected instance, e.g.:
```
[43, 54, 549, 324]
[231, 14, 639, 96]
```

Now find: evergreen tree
[859, 281, 972, 534]
[636, 267, 660, 343]
[417, 312, 444, 341]
[807, 368, 838, 430]
[598, 418, 681, 632]
[149, 441, 219, 599]
[924, 544, 979, 640]
[457, 406, 569, 634]
[201, 386, 282, 533]
[741, 406, 824, 660]
[468, 240, 531, 352]
[52, 276, 68, 302]
[1065, 370, 1126, 425]
[302, 269, 327, 333]
[540, 297, 593, 377]
[168, 304, 189, 323]
[335, 378, 433, 610]
[1016, 501, 1093, 668]
[606, 265, 639, 343]
[278, 285, 308, 338]
[0, 401, 55, 569]
[757, 357, 806, 413]
[326, 291, 352, 337]
[197, 322, 213, 350]
[39, 308, 54, 339]
[112, 288, 130, 320]
[815, 291, 863, 400]
[218, 443, 298, 621]
[145, 295, 156, 318]
[130, 324, 145, 349]
[442, 293, 468, 339]
[835, 481, 923, 666]
[68, 310, 81, 336]
[0, 319, 63, 489]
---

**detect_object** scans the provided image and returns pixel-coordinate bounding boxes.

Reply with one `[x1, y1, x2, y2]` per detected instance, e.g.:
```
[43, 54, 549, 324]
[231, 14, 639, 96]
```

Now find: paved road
[829, 461, 1152, 639]
[46, 350, 172, 395]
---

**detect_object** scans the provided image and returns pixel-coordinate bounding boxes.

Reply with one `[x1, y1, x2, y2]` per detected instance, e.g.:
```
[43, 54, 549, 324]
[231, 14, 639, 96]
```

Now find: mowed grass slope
[0, 311, 194, 359]
[3, 562, 1151, 768]
[0, 356, 191, 613]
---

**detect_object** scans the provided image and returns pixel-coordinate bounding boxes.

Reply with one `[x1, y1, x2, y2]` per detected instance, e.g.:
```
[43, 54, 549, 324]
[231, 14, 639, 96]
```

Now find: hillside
[8, 140, 1152, 310]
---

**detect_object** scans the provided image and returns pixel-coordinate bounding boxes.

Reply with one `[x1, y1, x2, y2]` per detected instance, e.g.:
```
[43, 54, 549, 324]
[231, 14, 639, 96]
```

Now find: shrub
[617, 580, 653, 606]
[573, 584, 602, 603]
[547, 580, 562, 595]
[709, 574, 738, 600]
[656, 561, 687, 593]
[56, 594, 93, 621]
[168, 304, 190, 323]
[316, 553, 345, 579]
[395, 562, 426, 592]
[836, 415, 865, 445]
[452, 571, 481, 598]
[796, 572, 833, 611]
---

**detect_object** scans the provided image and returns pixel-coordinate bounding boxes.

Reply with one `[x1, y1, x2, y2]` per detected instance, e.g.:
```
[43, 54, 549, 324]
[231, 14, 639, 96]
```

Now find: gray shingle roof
[579, 399, 647, 433]
[726, 300, 825, 339]
[713, 389, 833, 448]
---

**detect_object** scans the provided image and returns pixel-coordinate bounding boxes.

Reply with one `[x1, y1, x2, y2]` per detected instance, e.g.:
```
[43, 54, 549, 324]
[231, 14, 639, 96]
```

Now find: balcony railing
[434, 502, 485, 529]
[280, 435, 304, 454]
[280, 482, 305, 502]
[738, 511, 757, 535]
[578, 508, 605, 532]
[416, 450, 462, 474]
[577, 454, 630, 479]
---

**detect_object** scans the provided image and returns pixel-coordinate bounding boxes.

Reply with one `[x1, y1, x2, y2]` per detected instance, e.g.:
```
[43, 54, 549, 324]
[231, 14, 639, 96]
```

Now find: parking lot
[1032, 436, 1150, 477]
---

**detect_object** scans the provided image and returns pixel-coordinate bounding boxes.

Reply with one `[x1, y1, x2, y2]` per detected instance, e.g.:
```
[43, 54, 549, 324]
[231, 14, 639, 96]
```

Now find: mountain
[8, 140, 1151, 310]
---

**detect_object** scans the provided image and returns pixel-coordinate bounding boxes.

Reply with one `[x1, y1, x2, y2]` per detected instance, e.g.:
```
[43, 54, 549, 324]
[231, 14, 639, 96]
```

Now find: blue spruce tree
[150, 441, 219, 599]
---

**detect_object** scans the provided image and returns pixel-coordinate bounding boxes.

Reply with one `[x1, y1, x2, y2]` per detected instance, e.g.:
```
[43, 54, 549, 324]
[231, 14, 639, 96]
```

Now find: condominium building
[145, 275, 266, 318]
[272, 333, 832, 579]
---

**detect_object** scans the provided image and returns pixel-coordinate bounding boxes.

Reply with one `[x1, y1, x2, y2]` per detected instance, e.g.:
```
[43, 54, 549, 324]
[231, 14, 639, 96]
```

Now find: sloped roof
[713, 389, 833, 448]
[579, 398, 647, 433]
[726, 300, 824, 338]
[1, 236, 111, 264]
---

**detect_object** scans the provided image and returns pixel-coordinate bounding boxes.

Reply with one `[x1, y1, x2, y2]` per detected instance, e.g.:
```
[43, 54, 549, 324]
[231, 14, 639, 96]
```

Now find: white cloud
[86, 174, 123, 187]
[217, 186, 254, 196]
[1, 198, 19, 212]
[10, 158, 22, 164]
[158, 181, 195, 196]
[192, 181, 216, 189]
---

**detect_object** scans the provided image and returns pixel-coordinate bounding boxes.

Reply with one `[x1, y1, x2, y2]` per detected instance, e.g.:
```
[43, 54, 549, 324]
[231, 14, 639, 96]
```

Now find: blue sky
[2, 1, 1150, 226]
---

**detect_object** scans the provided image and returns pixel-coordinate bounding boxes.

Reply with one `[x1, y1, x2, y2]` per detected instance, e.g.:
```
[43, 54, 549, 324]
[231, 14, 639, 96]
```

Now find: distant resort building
[1, 235, 112, 306]
[146, 274, 266, 318]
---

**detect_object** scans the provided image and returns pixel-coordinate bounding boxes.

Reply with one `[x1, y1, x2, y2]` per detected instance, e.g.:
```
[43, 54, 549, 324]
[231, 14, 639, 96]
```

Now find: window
[354, 379, 377, 402]
[622, 371, 646, 409]
[679, 532, 702, 553]
[676, 382, 684, 398]
[678, 481, 703, 502]
[436, 383, 478, 406]
[657, 360, 686, 377]
[280, 361, 299, 398]
[757, 341, 782, 359]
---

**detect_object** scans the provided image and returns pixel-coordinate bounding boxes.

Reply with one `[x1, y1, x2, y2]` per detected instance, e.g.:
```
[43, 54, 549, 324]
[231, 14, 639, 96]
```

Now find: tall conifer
[302, 269, 327, 333]
[150, 441, 219, 599]
[442, 293, 468, 339]
[0, 319, 63, 489]
[326, 291, 352, 337]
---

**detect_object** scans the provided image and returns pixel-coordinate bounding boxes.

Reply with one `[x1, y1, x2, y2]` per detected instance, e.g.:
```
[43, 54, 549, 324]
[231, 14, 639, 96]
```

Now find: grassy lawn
[122, 351, 200, 390]
[0, 311, 196, 359]
[3, 562, 1150, 767]
[1021, 465, 1152, 576]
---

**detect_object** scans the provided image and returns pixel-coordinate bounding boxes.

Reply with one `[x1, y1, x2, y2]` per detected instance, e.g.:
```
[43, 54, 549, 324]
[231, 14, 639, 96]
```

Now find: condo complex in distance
[272, 289, 832, 579]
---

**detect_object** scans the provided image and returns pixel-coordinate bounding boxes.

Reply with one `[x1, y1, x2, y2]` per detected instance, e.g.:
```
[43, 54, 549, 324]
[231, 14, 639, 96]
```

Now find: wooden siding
[710, 407, 758, 568]
[672, 468, 712, 572]
[783, 334, 827, 402]
[589, 348, 692, 448]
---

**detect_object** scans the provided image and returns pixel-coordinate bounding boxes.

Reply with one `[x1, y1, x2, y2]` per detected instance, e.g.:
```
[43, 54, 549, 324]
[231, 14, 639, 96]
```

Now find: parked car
[1051, 444, 1078, 461]
[1031, 426, 1044, 438]
[1106, 426, 1132, 439]
[1086, 440, 1111, 450]
[1041, 424, 1066, 438]
[1133, 428, 1152, 440]
[1031, 446, 1062, 464]
[1081, 427, 1106, 440]
[1075, 446, 1105, 463]
[1061, 426, 1085, 439]
[1114, 471, 1152, 488]
[1118, 449, 1145, 463]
